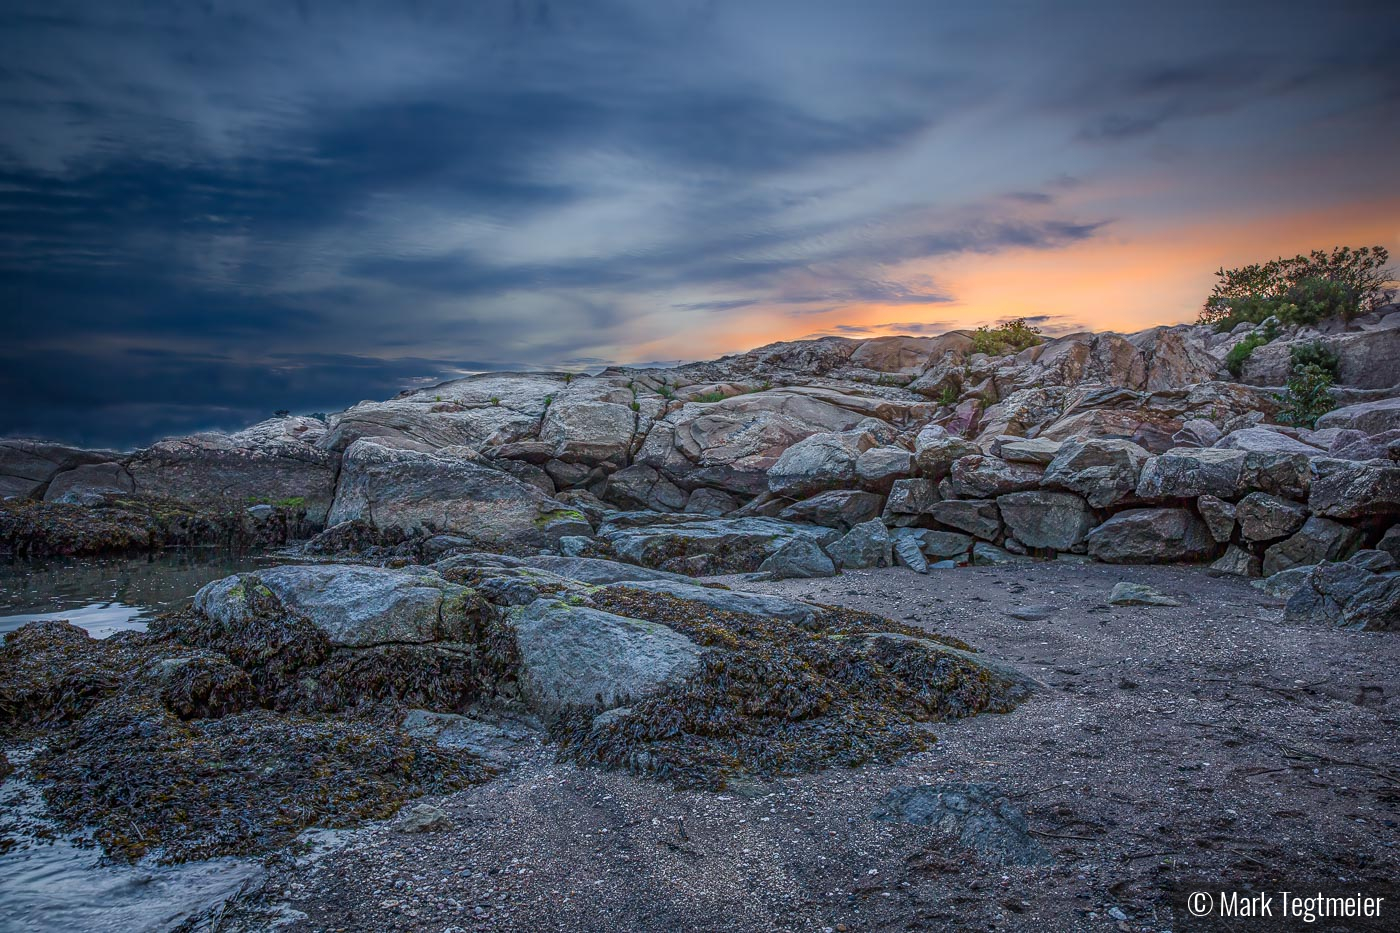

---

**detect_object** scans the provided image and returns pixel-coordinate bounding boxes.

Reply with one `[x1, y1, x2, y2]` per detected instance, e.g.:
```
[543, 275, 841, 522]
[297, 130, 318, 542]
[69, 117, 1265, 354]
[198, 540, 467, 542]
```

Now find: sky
[1, 0, 1397, 448]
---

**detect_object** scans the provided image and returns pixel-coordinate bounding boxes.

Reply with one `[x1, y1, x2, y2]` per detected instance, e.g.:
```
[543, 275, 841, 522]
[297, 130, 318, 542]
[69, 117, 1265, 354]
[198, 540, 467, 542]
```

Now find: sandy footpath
[224, 562, 1400, 932]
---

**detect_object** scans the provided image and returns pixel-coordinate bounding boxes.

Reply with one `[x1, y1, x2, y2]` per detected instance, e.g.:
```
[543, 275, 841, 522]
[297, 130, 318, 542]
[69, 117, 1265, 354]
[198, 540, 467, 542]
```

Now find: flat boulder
[328, 439, 591, 548]
[193, 564, 474, 648]
[1214, 427, 1321, 455]
[872, 783, 1049, 866]
[508, 598, 702, 713]
[930, 499, 1001, 541]
[1085, 508, 1215, 563]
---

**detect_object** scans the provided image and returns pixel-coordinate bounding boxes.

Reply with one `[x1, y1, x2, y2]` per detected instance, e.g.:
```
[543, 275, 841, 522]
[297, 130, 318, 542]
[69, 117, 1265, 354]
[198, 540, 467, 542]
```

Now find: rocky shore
[2, 309, 1398, 930]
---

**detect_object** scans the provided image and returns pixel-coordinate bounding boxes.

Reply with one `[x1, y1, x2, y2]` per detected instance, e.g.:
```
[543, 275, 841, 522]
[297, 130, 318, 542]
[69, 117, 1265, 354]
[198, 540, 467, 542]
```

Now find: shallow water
[0, 550, 282, 638]
[0, 747, 265, 933]
[0, 551, 300, 931]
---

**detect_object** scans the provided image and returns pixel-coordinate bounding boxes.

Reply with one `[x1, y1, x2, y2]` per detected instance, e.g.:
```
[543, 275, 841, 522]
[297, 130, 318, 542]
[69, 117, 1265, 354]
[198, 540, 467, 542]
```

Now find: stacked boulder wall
[327, 439, 591, 549]
[126, 416, 340, 523]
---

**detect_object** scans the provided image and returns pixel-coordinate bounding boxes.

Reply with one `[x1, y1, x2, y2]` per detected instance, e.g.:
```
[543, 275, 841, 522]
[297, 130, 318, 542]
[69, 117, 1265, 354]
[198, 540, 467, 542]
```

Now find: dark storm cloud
[1, 0, 1396, 446]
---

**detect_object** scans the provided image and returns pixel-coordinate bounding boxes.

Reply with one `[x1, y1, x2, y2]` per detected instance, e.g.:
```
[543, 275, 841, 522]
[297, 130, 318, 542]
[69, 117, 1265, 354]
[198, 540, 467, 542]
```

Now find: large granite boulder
[0, 440, 119, 500]
[508, 598, 702, 713]
[1284, 563, 1400, 631]
[855, 446, 915, 492]
[767, 429, 875, 498]
[603, 464, 689, 512]
[1262, 516, 1364, 576]
[758, 538, 838, 579]
[778, 489, 885, 531]
[597, 514, 837, 575]
[884, 478, 938, 518]
[538, 377, 661, 467]
[634, 390, 876, 495]
[321, 373, 559, 452]
[1308, 458, 1400, 520]
[1085, 508, 1215, 563]
[826, 519, 893, 569]
[193, 564, 474, 648]
[1041, 438, 1151, 508]
[599, 580, 820, 626]
[996, 491, 1094, 551]
[947, 456, 1044, 499]
[126, 417, 341, 522]
[1135, 447, 1247, 500]
[327, 439, 590, 547]
[1240, 451, 1312, 500]
[913, 426, 979, 481]
[1235, 492, 1308, 544]
[930, 499, 1002, 541]
[1316, 397, 1400, 436]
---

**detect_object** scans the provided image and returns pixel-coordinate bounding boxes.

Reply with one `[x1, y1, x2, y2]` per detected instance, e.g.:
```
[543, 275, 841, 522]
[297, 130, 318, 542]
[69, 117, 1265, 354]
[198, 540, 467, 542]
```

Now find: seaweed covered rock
[507, 598, 702, 713]
[0, 496, 313, 560]
[193, 564, 478, 648]
[556, 586, 1028, 788]
[2, 621, 492, 863]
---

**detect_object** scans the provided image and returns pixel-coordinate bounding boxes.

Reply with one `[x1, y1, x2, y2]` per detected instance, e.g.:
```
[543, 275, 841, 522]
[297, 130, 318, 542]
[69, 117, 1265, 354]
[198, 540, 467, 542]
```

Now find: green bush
[937, 384, 959, 407]
[1225, 331, 1270, 378]
[692, 391, 728, 403]
[1275, 364, 1336, 428]
[970, 318, 1044, 356]
[1288, 341, 1340, 379]
[1199, 245, 1394, 332]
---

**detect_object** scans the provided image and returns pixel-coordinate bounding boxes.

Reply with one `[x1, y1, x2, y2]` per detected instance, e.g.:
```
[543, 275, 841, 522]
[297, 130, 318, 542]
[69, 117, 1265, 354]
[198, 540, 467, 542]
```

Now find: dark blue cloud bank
[1, 0, 1396, 447]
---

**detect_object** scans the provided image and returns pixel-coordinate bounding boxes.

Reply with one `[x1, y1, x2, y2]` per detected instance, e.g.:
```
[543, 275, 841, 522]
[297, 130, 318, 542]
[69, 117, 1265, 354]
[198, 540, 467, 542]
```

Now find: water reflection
[0, 550, 283, 638]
